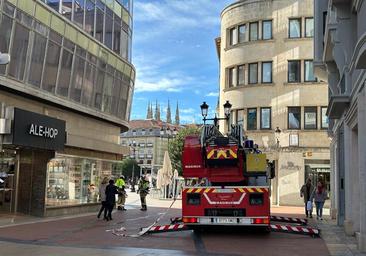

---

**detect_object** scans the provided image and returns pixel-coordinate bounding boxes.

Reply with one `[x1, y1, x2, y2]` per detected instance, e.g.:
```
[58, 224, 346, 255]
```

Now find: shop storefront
[46, 155, 123, 208]
[0, 107, 66, 216]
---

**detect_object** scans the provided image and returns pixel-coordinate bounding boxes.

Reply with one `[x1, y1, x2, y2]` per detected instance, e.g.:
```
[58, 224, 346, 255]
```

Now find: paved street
[0, 191, 336, 256]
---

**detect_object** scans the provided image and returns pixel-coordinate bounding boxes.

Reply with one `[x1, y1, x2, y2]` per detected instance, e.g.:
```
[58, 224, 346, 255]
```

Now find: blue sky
[130, 0, 234, 124]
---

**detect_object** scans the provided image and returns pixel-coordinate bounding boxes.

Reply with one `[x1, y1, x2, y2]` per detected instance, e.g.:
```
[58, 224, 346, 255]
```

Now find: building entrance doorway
[305, 159, 331, 208]
[0, 149, 17, 213]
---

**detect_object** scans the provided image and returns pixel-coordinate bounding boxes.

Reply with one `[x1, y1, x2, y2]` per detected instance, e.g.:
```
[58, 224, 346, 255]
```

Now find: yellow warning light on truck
[246, 154, 267, 173]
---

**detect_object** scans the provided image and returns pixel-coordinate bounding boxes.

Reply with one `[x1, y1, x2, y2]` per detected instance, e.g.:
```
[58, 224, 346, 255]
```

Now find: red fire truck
[181, 124, 275, 229]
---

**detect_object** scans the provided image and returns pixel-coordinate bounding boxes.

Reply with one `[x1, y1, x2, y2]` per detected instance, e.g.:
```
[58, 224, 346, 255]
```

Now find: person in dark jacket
[300, 178, 315, 218]
[97, 177, 109, 220]
[105, 179, 119, 221]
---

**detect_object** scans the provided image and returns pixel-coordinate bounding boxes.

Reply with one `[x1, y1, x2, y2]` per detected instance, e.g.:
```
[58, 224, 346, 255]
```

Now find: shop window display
[0, 150, 16, 212]
[46, 156, 122, 207]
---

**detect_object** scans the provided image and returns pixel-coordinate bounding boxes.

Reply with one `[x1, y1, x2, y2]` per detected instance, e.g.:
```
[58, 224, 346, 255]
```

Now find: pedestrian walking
[115, 175, 127, 211]
[105, 179, 119, 221]
[97, 177, 109, 220]
[311, 181, 328, 220]
[138, 176, 150, 211]
[300, 178, 314, 218]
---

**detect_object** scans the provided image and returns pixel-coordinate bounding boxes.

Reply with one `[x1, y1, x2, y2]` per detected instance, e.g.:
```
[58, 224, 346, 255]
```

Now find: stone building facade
[0, 0, 135, 216]
[218, 0, 330, 206]
[120, 120, 180, 182]
[313, 0, 366, 251]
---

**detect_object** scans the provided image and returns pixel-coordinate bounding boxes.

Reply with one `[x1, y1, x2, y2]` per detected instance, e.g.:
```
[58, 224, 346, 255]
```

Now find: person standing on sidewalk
[311, 181, 328, 220]
[138, 176, 150, 211]
[115, 175, 127, 211]
[105, 179, 119, 221]
[97, 177, 109, 219]
[300, 178, 314, 218]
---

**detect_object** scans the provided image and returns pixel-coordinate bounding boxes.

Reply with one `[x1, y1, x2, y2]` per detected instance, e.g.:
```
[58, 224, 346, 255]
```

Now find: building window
[321, 107, 329, 129]
[0, 14, 13, 75]
[237, 109, 244, 126]
[288, 107, 301, 129]
[28, 33, 47, 87]
[288, 60, 301, 83]
[262, 20, 272, 40]
[249, 22, 258, 41]
[247, 108, 257, 130]
[43, 36, 61, 93]
[262, 62, 272, 83]
[289, 18, 301, 38]
[237, 65, 245, 86]
[61, 0, 72, 20]
[305, 17, 314, 37]
[8, 23, 30, 81]
[228, 67, 236, 87]
[85, 0, 95, 36]
[74, 0, 85, 28]
[248, 63, 258, 84]
[260, 107, 271, 129]
[238, 24, 246, 43]
[229, 27, 237, 46]
[304, 107, 317, 129]
[304, 60, 317, 82]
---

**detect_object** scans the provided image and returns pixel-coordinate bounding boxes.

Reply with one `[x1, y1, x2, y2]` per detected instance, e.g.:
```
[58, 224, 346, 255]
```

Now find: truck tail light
[183, 217, 198, 223]
[251, 217, 269, 224]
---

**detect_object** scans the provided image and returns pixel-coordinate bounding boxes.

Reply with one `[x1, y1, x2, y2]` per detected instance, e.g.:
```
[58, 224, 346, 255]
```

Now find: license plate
[214, 218, 236, 224]
[239, 218, 251, 224]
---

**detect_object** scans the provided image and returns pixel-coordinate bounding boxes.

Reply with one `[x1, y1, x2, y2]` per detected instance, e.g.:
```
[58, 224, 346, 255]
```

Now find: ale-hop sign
[29, 124, 59, 139]
[12, 108, 66, 150]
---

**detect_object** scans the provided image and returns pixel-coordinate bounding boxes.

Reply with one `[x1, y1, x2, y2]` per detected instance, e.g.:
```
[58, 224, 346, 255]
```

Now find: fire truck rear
[181, 124, 275, 229]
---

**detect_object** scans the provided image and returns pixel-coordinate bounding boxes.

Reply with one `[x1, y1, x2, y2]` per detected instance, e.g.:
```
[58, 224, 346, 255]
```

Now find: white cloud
[134, 0, 223, 28]
[180, 108, 195, 114]
[206, 92, 219, 97]
[135, 77, 184, 92]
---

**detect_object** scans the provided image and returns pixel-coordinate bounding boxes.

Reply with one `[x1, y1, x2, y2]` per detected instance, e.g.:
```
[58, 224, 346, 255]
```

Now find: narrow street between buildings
[1, 191, 362, 256]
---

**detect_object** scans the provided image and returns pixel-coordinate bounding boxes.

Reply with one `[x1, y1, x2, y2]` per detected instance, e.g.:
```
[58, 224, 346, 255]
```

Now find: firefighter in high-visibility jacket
[115, 175, 126, 211]
[137, 176, 150, 211]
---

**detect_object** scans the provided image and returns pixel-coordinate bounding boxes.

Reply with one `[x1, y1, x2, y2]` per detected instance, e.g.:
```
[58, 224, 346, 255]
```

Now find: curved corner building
[219, 0, 330, 206]
[0, 0, 135, 216]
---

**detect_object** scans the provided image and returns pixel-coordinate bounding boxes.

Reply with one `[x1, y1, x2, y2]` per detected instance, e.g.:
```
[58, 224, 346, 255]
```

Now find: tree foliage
[120, 158, 140, 178]
[168, 126, 201, 175]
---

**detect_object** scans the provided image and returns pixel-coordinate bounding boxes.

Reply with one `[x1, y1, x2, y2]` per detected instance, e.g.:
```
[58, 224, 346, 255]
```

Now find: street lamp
[223, 100, 232, 118]
[200, 101, 209, 119]
[129, 141, 137, 192]
[200, 100, 232, 126]
[0, 52, 10, 65]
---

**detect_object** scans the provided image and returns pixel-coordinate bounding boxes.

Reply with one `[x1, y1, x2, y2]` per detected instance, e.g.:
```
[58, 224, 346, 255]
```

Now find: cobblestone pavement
[0, 192, 361, 256]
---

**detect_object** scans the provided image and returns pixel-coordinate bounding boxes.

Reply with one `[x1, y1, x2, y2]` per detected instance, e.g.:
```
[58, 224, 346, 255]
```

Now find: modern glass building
[0, 0, 135, 216]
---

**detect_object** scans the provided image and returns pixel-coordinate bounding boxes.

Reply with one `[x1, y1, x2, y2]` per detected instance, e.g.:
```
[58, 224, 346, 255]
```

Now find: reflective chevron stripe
[184, 187, 269, 194]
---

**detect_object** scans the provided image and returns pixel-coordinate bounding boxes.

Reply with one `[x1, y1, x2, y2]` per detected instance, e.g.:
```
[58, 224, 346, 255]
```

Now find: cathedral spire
[175, 101, 180, 125]
[146, 101, 153, 119]
[166, 100, 172, 123]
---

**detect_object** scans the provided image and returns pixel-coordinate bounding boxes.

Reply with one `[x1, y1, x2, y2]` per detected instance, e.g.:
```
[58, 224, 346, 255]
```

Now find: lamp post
[275, 127, 282, 148]
[274, 127, 281, 206]
[129, 141, 137, 192]
[200, 100, 232, 126]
